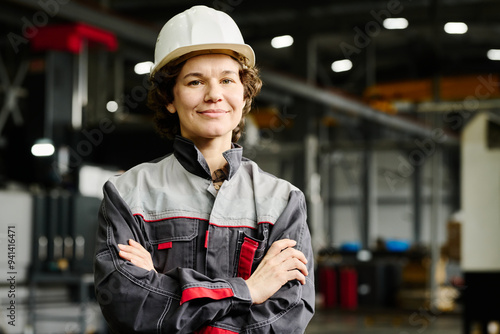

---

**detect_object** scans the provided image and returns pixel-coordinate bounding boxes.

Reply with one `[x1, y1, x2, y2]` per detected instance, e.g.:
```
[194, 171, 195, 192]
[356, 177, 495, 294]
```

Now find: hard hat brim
[151, 43, 255, 76]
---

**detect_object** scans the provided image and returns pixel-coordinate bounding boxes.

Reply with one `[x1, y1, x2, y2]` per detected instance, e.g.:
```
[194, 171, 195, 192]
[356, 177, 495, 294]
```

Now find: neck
[191, 137, 231, 175]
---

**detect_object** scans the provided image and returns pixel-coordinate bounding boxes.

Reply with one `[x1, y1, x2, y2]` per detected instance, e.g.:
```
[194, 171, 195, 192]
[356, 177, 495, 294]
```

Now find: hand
[245, 239, 308, 305]
[118, 239, 157, 272]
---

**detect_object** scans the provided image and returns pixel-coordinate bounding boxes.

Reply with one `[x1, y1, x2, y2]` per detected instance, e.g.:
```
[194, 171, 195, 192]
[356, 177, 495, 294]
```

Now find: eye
[221, 78, 235, 84]
[188, 80, 202, 86]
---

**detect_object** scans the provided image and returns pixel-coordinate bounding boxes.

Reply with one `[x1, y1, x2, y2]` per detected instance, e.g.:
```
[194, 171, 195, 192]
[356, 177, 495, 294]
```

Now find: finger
[130, 257, 147, 267]
[118, 248, 155, 271]
[273, 247, 308, 266]
[282, 247, 308, 263]
[119, 249, 145, 261]
[118, 244, 140, 258]
[128, 239, 144, 248]
[118, 241, 147, 255]
[128, 239, 149, 253]
[118, 243, 150, 263]
[277, 264, 307, 285]
[279, 256, 309, 276]
[266, 239, 297, 257]
[118, 247, 133, 261]
[288, 270, 307, 285]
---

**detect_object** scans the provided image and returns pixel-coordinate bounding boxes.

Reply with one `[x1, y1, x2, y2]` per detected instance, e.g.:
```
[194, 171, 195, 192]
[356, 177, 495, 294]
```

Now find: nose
[204, 82, 223, 103]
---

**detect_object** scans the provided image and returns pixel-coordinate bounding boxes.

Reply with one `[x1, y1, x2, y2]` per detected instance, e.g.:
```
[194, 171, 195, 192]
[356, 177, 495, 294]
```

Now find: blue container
[340, 241, 361, 252]
[385, 239, 410, 252]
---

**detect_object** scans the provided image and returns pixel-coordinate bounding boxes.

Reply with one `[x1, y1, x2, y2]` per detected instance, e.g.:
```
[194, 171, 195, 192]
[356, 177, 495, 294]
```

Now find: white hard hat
[151, 5, 255, 76]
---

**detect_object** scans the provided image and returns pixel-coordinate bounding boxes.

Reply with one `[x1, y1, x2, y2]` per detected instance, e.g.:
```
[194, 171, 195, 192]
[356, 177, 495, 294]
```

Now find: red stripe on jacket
[180, 286, 234, 305]
[195, 325, 239, 334]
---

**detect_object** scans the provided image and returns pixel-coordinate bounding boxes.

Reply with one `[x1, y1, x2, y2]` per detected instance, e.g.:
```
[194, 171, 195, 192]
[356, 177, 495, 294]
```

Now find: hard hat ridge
[151, 5, 255, 76]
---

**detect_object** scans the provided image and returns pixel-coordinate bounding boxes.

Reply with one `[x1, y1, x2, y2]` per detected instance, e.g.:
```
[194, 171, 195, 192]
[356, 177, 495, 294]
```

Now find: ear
[166, 103, 176, 114]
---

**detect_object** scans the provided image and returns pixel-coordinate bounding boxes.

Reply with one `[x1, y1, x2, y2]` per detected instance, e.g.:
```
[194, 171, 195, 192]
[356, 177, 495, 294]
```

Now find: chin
[203, 127, 236, 139]
[207, 133, 232, 140]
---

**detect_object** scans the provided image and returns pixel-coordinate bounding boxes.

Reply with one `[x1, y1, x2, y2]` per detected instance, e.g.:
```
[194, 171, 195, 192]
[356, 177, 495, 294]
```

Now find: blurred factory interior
[0, 0, 500, 333]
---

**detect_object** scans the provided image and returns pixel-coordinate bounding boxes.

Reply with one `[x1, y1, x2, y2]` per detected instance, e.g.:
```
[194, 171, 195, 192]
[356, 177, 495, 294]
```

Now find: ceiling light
[331, 59, 352, 73]
[134, 61, 154, 75]
[31, 139, 55, 157]
[444, 22, 468, 34]
[106, 101, 119, 112]
[271, 35, 294, 49]
[383, 18, 408, 30]
[487, 49, 500, 61]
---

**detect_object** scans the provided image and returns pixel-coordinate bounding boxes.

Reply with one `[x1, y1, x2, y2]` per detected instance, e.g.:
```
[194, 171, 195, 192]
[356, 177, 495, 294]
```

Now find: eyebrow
[182, 70, 238, 80]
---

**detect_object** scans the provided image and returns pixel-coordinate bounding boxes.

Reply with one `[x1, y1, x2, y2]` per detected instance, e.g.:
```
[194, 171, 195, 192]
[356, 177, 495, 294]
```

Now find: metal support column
[320, 152, 331, 247]
[114, 51, 125, 115]
[360, 140, 375, 249]
[328, 153, 336, 248]
[45, 51, 74, 145]
[413, 163, 423, 245]
[429, 119, 443, 311]
[307, 37, 317, 85]
[358, 122, 378, 250]
[305, 134, 325, 253]
[366, 39, 376, 88]
[368, 147, 378, 248]
[72, 41, 88, 130]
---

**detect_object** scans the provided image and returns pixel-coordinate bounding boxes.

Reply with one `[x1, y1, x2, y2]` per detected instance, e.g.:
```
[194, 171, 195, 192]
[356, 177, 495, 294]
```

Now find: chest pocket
[235, 232, 267, 280]
[146, 219, 199, 274]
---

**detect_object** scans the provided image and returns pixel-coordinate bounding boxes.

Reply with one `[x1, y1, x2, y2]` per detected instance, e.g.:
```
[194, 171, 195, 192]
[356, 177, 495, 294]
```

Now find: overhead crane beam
[260, 71, 460, 145]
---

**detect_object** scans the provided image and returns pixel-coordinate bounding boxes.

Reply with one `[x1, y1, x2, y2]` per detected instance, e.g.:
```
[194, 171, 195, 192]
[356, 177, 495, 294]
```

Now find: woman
[94, 5, 315, 333]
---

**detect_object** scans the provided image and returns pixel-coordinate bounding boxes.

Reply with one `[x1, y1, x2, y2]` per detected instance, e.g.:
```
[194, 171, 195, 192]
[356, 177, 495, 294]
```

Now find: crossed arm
[118, 238, 309, 304]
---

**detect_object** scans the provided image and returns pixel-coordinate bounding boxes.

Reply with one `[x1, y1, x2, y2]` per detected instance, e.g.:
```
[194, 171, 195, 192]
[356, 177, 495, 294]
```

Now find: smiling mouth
[199, 109, 227, 114]
[198, 109, 228, 117]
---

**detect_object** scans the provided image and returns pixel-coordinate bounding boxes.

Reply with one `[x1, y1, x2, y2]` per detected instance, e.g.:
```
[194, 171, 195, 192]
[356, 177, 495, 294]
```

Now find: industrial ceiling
[3, 0, 500, 92]
[1, 0, 499, 162]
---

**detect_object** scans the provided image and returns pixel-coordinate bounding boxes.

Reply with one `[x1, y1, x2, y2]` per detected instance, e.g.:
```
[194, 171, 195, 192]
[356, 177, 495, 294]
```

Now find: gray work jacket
[94, 136, 315, 333]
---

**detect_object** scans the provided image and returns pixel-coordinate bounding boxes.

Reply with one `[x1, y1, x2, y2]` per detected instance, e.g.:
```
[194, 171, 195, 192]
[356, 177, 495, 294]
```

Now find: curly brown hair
[147, 53, 262, 143]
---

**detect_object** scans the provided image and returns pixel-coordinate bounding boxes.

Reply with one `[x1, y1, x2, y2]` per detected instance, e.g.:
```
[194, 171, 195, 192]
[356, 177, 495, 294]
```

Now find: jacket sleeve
[93, 181, 253, 333]
[199, 190, 315, 334]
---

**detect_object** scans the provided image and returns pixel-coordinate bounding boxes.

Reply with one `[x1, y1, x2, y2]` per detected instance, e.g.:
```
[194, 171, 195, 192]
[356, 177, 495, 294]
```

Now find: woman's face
[166, 54, 245, 144]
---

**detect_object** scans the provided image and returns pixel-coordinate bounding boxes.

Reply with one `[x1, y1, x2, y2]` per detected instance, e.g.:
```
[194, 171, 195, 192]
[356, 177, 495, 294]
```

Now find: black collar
[173, 136, 243, 181]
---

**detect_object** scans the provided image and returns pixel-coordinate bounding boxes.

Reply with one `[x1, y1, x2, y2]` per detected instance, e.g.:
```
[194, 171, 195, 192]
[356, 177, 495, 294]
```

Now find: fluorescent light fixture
[31, 139, 55, 157]
[487, 49, 500, 61]
[383, 18, 408, 30]
[134, 61, 154, 75]
[106, 101, 119, 112]
[331, 59, 353, 73]
[444, 22, 468, 34]
[271, 35, 294, 49]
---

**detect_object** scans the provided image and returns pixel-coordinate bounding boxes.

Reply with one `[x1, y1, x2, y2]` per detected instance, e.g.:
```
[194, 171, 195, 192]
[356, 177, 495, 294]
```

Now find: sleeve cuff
[225, 277, 252, 312]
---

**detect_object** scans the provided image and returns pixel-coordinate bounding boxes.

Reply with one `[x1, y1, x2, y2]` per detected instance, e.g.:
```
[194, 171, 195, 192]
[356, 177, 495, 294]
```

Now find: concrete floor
[306, 309, 462, 334]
